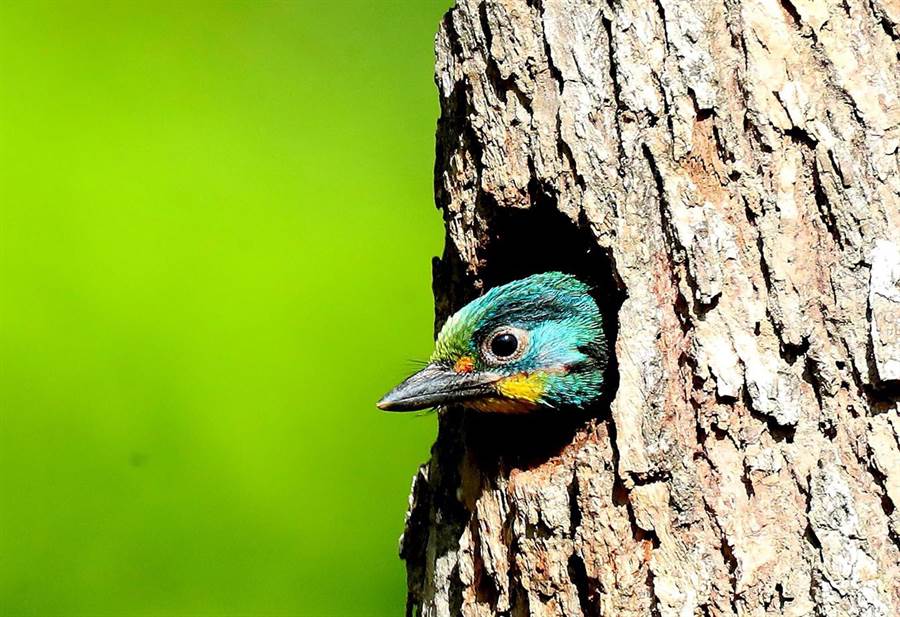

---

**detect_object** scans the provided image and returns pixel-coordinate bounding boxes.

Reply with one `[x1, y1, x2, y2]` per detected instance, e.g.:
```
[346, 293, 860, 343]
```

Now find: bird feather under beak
[377, 364, 497, 411]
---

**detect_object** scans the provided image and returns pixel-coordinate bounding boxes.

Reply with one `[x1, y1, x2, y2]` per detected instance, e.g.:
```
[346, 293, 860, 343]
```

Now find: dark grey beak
[377, 364, 497, 412]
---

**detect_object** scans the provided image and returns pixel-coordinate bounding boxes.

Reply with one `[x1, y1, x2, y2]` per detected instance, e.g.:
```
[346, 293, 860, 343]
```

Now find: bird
[377, 271, 607, 413]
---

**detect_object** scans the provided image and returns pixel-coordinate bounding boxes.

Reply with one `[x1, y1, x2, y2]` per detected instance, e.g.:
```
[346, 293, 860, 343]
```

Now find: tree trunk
[401, 0, 900, 615]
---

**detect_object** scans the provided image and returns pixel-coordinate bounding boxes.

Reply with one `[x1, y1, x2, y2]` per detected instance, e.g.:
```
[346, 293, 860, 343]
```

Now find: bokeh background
[0, 2, 451, 615]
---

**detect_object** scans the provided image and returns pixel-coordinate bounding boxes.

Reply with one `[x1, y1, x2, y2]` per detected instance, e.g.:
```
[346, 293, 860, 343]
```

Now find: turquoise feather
[379, 271, 608, 413]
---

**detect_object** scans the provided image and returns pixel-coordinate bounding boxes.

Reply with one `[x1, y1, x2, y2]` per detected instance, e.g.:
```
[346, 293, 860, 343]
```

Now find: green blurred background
[0, 2, 450, 615]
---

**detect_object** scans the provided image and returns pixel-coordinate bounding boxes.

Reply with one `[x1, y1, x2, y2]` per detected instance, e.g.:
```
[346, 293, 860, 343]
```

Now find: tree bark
[401, 1, 900, 615]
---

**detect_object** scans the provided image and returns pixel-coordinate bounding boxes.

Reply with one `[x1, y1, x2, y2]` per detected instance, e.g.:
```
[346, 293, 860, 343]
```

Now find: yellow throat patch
[496, 372, 547, 401]
[463, 372, 547, 413]
[466, 373, 547, 413]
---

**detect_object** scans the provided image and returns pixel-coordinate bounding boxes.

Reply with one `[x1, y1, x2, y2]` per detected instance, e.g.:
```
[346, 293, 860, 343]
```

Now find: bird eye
[482, 327, 528, 363]
[491, 333, 518, 357]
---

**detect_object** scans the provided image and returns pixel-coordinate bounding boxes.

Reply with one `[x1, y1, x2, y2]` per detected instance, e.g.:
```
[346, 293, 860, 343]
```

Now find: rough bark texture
[401, 1, 900, 615]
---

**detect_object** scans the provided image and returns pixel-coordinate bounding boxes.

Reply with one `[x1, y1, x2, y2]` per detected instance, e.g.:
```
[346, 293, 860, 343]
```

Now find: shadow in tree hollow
[452, 200, 626, 471]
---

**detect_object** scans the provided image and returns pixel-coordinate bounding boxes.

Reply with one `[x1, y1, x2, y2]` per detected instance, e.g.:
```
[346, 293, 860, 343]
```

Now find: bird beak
[377, 364, 497, 412]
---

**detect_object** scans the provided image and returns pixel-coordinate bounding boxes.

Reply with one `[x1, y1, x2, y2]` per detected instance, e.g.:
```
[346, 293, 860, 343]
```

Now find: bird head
[378, 272, 607, 413]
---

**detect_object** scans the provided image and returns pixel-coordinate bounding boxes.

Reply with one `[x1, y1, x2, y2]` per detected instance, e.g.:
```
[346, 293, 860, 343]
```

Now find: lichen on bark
[403, 1, 900, 615]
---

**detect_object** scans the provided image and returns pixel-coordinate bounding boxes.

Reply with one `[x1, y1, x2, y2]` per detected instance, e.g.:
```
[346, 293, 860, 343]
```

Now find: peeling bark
[403, 0, 900, 615]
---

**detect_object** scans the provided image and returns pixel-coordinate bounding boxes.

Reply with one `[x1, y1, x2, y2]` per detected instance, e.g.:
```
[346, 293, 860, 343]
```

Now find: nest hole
[458, 201, 625, 470]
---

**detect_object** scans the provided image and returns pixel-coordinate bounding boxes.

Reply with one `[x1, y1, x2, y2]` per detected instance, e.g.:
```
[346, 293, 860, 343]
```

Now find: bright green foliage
[0, 2, 450, 615]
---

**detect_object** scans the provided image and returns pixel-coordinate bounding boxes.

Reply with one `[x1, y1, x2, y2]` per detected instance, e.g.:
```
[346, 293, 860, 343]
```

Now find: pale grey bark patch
[402, 0, 900, 615]
[869, 240, 900, 385]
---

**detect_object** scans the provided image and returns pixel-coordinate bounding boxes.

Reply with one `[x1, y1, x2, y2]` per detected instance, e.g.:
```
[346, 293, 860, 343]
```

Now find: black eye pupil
[490, 333, 519, 358]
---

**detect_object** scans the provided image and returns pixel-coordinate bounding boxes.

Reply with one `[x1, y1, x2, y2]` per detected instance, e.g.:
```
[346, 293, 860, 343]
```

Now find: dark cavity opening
[455, 200, 625, 470]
